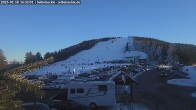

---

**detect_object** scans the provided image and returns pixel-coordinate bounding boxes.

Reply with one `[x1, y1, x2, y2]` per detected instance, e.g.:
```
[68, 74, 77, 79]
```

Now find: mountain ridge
[43, 36, 196, 65]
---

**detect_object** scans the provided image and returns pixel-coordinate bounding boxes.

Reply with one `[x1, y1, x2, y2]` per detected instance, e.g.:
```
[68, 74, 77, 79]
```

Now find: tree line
[24, 52, 43, 64]
[24, 37, 115, 64]
[133, 36, 196, 65]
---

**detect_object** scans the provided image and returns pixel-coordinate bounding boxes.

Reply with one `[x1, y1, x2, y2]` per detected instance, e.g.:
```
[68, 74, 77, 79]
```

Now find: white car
[42, 83, 61, 90]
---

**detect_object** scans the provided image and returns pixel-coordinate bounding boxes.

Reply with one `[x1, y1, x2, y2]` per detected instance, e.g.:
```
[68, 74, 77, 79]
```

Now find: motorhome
[61, 81, 116, 109]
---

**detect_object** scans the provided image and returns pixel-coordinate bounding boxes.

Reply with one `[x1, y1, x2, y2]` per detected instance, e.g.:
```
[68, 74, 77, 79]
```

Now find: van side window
[77, 88, 84, 93]
[98, 85, 107, 91]
[70, 89, 75, 94]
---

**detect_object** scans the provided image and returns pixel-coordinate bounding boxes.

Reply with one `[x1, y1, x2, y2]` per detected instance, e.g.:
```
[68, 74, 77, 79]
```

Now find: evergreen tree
[125, 42, 129, 52]
[167, 44, 179, 65]
[24, 52, 35, 64]
[0, 49, 7, 73]
[35, 52, 43, 61]
[44, 52, 52, 59]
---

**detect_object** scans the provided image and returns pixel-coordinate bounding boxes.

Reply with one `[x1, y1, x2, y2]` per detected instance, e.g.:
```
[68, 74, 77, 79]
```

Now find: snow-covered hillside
[26, 37, 147, 75]
[66, 38, 128, 63]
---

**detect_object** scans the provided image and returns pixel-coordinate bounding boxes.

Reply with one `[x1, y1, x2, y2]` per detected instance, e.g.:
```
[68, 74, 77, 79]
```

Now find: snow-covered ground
[25, 37, 147, 76]
[167, 66, 196, 98]
[167, 66, 196, 87]
[51, 103, 150, 110]
[109, 103, 150, 110]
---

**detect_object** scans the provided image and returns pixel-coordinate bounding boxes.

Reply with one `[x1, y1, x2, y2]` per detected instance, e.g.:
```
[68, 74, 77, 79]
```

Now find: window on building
[98, 85, 107, 91]
[70, 89, 75, 94]
[77, 88, 84, 93]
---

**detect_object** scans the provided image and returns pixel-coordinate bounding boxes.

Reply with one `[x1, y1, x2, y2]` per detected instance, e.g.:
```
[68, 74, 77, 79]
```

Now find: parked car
[49, 89, 68, 101]
[42, 83, 61, 90]
[169, 69, 175, 74]
[48, 99, 88, 110]
[160, 71, 168, 77]
[22, 102, 50, 110]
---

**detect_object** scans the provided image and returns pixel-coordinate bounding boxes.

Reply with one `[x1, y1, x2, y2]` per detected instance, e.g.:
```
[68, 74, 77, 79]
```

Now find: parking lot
[22, 65, 196, 110]
[133, 70, 196, 110]
[21, 65, 149, 110]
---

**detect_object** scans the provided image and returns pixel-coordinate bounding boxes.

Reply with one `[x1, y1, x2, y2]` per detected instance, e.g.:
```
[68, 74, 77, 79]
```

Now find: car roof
[22, 102, 50, 110]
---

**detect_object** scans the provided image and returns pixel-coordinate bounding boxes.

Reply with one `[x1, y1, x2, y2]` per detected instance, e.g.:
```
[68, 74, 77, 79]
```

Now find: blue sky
[0, 0, 196, 62]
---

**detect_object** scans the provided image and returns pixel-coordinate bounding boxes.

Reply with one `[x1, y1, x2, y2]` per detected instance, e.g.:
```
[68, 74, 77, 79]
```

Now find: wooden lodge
[109, 71, 138, 103]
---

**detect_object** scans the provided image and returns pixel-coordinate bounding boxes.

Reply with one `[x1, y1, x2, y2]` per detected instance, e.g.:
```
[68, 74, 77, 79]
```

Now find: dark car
[22, 102, 50, 110]
[48, 99, 88, 110]
[49, 89, 68, 101]
[160, 71, 168, 77]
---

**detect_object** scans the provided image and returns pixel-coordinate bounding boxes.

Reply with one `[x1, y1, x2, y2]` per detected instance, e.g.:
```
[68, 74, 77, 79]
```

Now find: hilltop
[24, 36, 196, 75]
[26, 37, 146, 75]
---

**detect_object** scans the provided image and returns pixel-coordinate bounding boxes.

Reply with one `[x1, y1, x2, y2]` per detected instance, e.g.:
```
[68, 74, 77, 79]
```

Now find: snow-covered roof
[109, 71, 137, 84]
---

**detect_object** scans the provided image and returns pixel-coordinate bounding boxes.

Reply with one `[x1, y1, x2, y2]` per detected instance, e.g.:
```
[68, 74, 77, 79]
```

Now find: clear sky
[0, 0, 196, 62]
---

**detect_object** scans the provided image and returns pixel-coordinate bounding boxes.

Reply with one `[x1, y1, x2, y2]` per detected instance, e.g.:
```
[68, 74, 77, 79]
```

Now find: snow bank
[167, 66, 196, 87]
[109, 103, 150, 110]
[167, 79, 196, 87]
[167, 66, 196, 98]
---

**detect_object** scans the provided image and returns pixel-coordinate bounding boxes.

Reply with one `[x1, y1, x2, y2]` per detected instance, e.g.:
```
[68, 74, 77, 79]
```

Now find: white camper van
[61, 81, 116, 109]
